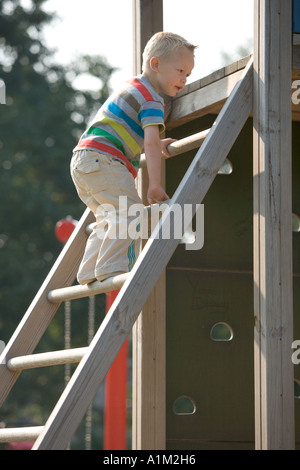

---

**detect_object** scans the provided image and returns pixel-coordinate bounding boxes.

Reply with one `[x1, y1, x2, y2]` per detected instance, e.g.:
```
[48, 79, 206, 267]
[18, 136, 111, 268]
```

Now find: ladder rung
[48, 273, 129, 303]
[0, 426, 44, 443]
[6, 347, 88, 371]
[139, 126, 232, 174]
[140, 128, 211, 166]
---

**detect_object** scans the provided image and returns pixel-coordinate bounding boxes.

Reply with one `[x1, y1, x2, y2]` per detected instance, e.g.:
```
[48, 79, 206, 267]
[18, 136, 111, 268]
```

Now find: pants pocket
[71, 150, 111, 174]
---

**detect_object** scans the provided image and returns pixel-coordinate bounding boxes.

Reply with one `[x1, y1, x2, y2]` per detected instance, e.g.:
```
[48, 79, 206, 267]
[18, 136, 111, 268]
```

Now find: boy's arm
[144, 125, 170, 205]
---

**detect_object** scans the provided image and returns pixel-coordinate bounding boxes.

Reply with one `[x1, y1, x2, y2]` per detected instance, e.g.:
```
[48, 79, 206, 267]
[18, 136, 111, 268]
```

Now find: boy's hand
[147, 184, 169, 205]
[161, 138, 177, 157]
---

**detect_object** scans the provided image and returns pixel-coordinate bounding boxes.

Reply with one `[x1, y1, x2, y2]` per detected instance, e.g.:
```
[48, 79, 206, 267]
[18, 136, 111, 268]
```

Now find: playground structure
[0, 0, 299, 450]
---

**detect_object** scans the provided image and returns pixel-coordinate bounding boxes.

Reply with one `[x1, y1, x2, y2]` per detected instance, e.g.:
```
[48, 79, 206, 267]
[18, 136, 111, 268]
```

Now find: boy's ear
[149, 56, 160, 72]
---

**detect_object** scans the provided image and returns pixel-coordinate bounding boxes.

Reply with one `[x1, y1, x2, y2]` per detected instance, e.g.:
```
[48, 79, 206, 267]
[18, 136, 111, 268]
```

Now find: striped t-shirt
[73, 75, 165, 178]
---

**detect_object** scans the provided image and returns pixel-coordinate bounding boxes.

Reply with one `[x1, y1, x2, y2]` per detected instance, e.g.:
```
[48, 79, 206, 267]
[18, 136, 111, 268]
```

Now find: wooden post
[253, 0, 294, 449]
[132, 0, 166, 450]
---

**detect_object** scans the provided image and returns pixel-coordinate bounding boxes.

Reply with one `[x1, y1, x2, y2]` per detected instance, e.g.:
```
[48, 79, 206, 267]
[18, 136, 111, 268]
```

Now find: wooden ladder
[0, 58, 253, 450]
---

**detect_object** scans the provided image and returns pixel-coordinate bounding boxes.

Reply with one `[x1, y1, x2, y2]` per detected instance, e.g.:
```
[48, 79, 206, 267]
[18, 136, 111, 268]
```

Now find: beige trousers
[70, 150, 143, 284]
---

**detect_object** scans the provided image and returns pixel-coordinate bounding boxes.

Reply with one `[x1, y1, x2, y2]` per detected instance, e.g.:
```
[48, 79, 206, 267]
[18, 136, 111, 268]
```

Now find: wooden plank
[167, 68, 245, 129]
[293, 43, 300, 69]
[253, 0, 294, 450]
[0, 208, 94, 406]
[164, 46, 300, 127]
[32, 57, 253, 450]
[132, 0, 163, 74]
[293, 34, 300, 45]
[132, 271, 166, 450]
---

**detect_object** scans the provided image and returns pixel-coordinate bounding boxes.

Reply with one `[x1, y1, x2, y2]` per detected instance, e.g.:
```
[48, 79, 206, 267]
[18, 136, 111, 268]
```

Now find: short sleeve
[138, 100, 165, 134]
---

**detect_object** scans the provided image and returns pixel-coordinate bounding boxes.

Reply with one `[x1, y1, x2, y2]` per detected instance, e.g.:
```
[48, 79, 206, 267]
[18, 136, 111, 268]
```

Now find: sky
[41, 0, 254, 92]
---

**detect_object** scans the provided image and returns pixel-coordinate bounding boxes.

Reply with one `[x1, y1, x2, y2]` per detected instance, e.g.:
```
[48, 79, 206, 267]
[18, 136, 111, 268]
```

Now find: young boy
[71, 32, 196, 285]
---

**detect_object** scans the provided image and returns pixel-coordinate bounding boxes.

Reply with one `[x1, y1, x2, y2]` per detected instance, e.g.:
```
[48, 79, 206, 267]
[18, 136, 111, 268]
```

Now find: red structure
[103, 289, 128, 450]
[55, 216, 77, 243]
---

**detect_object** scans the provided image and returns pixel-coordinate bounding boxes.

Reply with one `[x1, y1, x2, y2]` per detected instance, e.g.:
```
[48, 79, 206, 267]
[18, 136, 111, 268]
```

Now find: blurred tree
[0, 0, 114, 446]
[220, 38, 253, 66]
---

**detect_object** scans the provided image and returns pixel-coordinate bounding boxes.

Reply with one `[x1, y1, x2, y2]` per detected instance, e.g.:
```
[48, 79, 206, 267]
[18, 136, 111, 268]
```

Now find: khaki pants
[70, 150, 143, 284]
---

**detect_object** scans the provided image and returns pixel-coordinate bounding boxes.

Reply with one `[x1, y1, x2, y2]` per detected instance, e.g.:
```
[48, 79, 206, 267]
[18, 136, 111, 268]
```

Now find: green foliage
[0, 0, 115, 447]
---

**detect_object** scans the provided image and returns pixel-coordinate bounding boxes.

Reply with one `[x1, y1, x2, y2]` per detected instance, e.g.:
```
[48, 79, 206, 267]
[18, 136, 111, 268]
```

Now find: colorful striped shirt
[73, 75, 165, 178]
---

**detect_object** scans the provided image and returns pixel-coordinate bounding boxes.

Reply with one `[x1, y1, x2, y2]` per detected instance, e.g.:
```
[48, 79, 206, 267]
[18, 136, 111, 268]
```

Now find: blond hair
[142, 32, 197, 72]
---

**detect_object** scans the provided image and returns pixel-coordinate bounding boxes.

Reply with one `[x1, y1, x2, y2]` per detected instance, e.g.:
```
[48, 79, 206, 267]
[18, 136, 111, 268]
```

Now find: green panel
[166, 117, 253, 273]
[166, 269, 254, 449]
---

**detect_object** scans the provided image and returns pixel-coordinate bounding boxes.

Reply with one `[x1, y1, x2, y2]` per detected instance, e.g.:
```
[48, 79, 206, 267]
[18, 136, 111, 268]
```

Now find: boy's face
[151, 47, 195, 97]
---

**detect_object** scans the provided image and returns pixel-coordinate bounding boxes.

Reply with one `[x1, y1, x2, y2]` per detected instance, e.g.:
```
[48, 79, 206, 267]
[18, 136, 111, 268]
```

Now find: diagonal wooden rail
[32, 57, 253, 450]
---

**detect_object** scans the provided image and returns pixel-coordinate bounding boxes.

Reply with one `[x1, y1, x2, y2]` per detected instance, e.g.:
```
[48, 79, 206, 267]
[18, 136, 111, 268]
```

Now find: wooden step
[6, 347, 88, 371]
[48, 273, 129, 303]
[0, 426, 43, 443]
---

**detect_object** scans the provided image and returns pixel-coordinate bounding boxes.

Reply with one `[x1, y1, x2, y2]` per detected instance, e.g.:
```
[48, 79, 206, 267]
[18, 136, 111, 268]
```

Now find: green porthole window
[210, 322, 234, 341]
[292, 213, 300, 232]
[173, 395, 196, 415]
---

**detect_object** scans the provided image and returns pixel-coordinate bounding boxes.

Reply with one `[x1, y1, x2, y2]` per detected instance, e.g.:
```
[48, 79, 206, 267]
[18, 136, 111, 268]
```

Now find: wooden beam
[132, 0, 165, 450]
[166, 50, 300, 126]
[132, 0, 163, 75]
[253, 0, 294, 450]
[32, 57, 253, 450]
[167, 68, 245, 129]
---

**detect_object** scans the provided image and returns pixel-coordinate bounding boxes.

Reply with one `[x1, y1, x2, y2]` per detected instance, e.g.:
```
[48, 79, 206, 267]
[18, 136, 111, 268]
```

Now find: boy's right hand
[147, 184, 170, 205]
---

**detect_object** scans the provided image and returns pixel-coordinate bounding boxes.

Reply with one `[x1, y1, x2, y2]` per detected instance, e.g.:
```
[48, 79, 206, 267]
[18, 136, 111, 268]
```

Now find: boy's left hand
[161, 138, 177, 158]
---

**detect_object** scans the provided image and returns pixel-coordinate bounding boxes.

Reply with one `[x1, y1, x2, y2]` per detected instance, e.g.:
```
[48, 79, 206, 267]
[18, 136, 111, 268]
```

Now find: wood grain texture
[253, 0, 294, 450]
